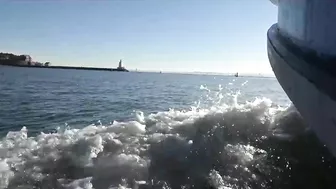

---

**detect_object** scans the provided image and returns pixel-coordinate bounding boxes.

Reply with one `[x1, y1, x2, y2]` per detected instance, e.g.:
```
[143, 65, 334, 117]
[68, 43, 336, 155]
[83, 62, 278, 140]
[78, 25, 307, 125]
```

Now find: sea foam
[0, 87, 334, 189]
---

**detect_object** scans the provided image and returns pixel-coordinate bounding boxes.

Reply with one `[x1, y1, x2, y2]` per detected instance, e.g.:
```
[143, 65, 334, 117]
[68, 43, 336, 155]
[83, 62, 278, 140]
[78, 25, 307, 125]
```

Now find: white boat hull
[267, 25, 336, 156]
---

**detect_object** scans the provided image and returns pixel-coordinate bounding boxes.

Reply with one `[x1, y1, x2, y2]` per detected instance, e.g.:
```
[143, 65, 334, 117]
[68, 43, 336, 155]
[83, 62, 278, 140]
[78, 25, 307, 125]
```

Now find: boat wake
[0, 87, 335, 189]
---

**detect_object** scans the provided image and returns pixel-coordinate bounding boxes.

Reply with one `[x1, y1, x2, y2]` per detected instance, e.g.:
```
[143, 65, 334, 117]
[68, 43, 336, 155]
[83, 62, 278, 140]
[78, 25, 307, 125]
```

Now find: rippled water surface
[0, 66, 335, 189]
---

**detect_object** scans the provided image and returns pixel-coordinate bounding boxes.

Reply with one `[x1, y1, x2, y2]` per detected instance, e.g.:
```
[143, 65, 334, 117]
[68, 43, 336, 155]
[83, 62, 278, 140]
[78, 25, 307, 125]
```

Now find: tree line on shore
[0, 52, 27, 62]
[0, 52, 49, 66]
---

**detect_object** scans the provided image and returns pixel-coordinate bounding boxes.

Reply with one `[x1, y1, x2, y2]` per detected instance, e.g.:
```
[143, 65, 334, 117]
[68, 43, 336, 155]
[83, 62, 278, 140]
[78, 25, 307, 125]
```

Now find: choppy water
[0, 66, 335, 189]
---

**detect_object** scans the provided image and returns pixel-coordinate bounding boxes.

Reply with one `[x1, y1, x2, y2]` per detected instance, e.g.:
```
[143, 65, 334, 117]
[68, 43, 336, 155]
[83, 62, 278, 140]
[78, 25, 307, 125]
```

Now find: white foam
[209, 170, 232, 189]
[59, 177, 93, 189]
[0, 159, 14, 189]
[0, 86, 300, 189]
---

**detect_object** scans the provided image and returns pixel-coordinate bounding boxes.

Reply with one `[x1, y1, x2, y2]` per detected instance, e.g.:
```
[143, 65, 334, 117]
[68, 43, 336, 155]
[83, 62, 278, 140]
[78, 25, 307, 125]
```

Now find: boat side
[267, 0, 336, 156]
[268, 25, 336, 156]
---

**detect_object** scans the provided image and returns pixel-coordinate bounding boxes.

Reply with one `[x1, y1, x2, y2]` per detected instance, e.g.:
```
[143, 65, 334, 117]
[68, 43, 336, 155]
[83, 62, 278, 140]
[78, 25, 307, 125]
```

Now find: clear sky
[0, 0, 277, 74]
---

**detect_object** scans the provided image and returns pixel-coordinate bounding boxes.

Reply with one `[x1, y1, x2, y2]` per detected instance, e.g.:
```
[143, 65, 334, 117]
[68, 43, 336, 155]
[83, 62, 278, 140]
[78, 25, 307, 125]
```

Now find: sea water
[0, 66, 335, 189]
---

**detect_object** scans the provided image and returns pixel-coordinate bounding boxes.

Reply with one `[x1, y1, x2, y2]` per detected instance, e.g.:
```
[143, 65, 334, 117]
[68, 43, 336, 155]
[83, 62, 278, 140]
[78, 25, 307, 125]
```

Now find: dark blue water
[0, 66, 335, 189]
[0, 66, 286, 135]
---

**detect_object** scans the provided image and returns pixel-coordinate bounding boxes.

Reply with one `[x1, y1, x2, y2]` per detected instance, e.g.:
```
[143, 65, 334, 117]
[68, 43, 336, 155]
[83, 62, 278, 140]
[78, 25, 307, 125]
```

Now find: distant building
[20, 55, 32, 65]
[34, 62, 43, 66]
[24, 55, 32, 63]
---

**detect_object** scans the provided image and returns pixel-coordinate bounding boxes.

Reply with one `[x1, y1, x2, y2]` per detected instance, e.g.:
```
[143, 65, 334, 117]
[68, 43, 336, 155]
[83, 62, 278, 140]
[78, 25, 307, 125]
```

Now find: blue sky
[0, 0, 277, 74]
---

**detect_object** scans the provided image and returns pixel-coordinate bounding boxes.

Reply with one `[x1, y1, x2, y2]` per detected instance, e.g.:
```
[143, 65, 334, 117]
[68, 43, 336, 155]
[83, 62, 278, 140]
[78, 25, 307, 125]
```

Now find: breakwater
[0, 64, 129, 72]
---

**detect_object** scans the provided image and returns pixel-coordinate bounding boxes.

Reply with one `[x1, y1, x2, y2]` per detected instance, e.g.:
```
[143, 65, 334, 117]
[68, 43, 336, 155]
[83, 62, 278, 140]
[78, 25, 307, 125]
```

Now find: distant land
[0, 52, 129, 72]
[0, 52, 274, 77]
[132, 69, 275, 78]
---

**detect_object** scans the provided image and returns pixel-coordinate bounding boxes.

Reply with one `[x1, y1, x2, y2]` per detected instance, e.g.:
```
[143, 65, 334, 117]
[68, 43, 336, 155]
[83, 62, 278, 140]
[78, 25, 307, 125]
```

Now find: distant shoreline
[0, 64, 274, 77]
[0, 64, 129, 72]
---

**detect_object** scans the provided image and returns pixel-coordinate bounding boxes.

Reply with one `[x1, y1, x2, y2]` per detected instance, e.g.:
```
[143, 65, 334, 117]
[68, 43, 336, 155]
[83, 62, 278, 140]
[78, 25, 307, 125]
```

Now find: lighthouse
[118, 59, 124, 69]
[115, 59, 128, 72]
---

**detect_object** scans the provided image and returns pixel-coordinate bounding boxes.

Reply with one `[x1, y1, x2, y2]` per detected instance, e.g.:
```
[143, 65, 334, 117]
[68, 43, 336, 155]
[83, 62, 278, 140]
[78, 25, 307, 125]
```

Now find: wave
[0, 89, 335, 189]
